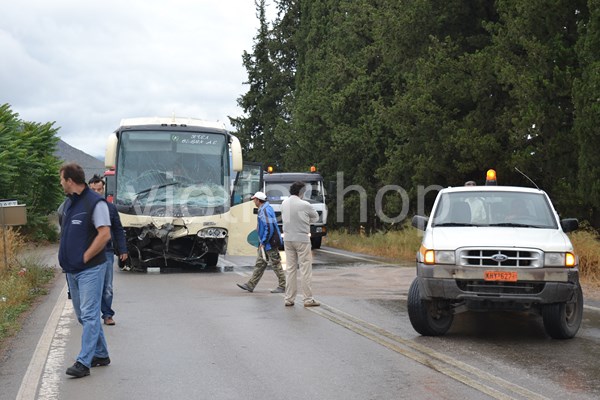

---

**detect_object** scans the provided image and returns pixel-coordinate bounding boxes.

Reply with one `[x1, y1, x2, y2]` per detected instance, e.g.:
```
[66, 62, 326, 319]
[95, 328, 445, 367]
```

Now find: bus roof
[119, 117, 226, 130]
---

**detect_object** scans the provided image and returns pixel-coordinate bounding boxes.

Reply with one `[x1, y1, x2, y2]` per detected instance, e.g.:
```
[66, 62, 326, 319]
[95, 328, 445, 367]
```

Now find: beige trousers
[284, 241, 314, 303]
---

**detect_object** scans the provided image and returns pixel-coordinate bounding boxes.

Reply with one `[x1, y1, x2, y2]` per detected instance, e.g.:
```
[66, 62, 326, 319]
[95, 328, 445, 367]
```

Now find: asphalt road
[1, 245, 600, 400]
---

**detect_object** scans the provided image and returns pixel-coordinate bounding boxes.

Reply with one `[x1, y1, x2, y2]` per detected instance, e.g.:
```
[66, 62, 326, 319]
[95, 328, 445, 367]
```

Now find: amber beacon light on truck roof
[266, 165, 318, 174]
[485, 169, 497, 185]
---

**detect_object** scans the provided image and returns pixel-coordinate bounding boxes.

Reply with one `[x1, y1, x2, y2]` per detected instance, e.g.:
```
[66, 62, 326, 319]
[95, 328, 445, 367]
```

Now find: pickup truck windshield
[432, 191, 558, 229]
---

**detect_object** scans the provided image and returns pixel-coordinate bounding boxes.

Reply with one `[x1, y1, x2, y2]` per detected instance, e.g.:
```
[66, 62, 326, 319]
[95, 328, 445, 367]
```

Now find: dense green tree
[574, 0, 600, 225]
[377, 1, 500, 208]
[486, 0, 585, 198]
[0, 105, 21, 193]
[230, 0, 297, 169]
[270, 0, 301, 170]
[234, 0, 599, 229]
[292, 0, 394, 230]
[0, 104, 63, 240]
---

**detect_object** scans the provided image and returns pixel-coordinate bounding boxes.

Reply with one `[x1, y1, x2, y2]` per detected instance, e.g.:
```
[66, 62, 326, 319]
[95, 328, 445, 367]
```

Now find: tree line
[231, 0, 600, 232]
[0, 104, 63, 241]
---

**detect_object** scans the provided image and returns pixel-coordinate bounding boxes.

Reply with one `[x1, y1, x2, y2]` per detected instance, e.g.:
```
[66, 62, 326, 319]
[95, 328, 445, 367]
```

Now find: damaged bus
[104, 117, 261, 271]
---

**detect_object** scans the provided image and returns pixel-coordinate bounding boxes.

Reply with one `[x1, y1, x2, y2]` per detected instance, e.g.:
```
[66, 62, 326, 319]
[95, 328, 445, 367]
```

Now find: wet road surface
[2, 245, 600, 400]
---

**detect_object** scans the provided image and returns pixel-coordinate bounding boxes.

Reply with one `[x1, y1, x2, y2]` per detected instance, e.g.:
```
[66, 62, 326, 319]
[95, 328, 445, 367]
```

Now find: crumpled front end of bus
[123, 222, 227, 270]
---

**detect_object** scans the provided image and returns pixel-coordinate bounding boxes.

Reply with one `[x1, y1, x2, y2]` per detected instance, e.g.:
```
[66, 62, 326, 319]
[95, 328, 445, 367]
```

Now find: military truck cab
[263, 168, 327, 249]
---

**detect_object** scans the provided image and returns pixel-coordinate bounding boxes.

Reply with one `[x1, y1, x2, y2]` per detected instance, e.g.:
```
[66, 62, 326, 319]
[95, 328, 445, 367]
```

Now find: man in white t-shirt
[281, 181, 320, 307]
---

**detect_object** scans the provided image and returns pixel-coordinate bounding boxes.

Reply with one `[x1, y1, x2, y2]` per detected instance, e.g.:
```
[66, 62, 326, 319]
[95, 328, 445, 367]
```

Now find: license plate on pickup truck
[484, 271, 518, 282]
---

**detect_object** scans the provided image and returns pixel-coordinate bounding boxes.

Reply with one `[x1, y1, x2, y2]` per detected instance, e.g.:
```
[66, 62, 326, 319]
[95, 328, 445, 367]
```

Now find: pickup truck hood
[426, 227, 572, 252]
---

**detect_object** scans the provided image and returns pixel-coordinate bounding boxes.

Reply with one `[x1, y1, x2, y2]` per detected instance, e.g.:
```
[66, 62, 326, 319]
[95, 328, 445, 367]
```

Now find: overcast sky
[1, 1, 265, 158]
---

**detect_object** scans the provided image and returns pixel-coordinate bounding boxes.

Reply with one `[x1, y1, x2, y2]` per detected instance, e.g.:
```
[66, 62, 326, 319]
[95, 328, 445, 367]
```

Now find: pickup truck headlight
[544, 252, 577, 267]
[434, 250, 456, 265]
[197, 227, 228, 239]
[421, 247, 455, 265]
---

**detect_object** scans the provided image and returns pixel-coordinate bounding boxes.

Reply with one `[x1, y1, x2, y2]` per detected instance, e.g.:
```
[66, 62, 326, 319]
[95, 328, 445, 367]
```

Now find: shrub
[0, 229, 55, 341]
[569, 226, 600, 284]
[327, 224, 421, 262]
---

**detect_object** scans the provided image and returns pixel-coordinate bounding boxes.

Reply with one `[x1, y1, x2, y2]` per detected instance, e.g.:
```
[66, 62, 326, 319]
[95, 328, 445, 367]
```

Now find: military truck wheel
[542, 285, 583, 339]
[407, 278, 453, 336]
[311, 236, 322, 249]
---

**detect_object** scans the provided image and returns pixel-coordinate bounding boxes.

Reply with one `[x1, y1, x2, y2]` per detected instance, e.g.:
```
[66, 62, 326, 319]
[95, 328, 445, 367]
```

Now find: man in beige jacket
[281, 181, 320, 307]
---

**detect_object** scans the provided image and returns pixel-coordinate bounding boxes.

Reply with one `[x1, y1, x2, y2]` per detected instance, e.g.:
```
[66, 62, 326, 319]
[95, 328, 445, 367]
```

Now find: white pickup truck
[409, 180, 582, 339]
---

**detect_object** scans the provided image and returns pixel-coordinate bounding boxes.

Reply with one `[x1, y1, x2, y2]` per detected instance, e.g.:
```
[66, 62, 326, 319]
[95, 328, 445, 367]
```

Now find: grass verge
[0, 228, 56, 343]
[326, 226, 422, 263]
[569, 226, 600, 285]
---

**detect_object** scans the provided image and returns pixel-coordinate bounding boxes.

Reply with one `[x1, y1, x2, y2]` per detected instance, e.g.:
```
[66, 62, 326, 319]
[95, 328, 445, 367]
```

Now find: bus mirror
[105, 134, 118, 169]
[230, 136, 243, 172]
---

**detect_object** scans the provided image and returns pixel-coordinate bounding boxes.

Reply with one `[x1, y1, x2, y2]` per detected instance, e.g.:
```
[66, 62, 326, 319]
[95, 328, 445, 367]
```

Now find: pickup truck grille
[457, 280, 545, 295]
[459, 248, 543, 268]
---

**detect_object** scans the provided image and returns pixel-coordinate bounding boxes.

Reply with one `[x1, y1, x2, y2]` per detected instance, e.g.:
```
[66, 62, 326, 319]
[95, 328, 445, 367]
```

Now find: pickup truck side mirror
[561, 218, 579, 233]
[412, 215, 429, 231]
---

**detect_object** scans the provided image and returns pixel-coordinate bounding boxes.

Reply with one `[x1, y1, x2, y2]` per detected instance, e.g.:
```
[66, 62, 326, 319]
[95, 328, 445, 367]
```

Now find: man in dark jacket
[59, 163, 111, 378]
[89, 174, 128, 326]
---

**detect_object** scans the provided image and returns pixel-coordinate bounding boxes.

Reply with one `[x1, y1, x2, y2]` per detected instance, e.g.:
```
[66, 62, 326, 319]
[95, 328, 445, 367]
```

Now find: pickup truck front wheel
[542, 285, 583, 339]
[407, 278, 453, 336]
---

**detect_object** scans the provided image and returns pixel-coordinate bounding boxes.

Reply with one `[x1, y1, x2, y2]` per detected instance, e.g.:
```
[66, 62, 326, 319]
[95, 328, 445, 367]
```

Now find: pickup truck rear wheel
[542, 285, 583, 339]
[407, 278, 453, 336]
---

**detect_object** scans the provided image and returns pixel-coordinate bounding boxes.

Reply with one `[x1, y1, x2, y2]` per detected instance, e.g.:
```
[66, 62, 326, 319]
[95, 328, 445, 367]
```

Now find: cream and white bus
[105, 117, 261, 271]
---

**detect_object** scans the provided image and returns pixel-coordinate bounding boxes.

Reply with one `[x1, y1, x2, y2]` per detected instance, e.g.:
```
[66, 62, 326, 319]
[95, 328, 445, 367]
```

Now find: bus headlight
[197, 228, 228, 239]
[544, 252, 577, 267]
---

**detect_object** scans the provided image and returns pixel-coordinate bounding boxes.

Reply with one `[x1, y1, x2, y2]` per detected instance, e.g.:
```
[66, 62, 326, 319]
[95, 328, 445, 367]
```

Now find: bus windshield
[115, 130, 230, 216]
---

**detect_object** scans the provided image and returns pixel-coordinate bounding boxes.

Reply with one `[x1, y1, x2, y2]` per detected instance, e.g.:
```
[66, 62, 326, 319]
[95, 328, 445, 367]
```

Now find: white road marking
[584, 304, 600, 312]
[16, 283, 68, 400]
[316, 248, 397, 265]
[37, 300, 73, 399]
[310, 303, 549, 400]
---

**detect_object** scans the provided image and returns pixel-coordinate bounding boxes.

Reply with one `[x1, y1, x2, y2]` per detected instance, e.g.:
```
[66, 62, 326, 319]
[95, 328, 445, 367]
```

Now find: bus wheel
[204, 253, 219, 267]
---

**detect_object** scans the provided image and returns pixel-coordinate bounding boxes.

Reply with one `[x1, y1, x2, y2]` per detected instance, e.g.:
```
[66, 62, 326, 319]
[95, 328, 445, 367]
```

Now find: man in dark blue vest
[59, 163, 112, 378]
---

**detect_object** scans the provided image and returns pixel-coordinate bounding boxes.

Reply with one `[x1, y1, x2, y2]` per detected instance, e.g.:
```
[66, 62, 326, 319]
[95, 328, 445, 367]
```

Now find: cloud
[0, 0, 260, 158]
